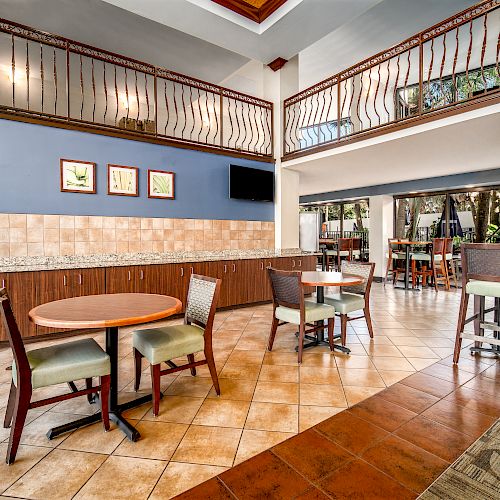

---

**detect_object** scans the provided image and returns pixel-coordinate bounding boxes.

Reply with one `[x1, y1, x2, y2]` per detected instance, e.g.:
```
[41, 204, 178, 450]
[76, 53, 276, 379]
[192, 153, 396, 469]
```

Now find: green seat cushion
[12, 338, 110, 390]
[275, 301, 335, 325]
[466, 280, 500, 298]
[324, 292, 365, 314]
[411, 252, 431, 261]
[133, 324, 205, 365]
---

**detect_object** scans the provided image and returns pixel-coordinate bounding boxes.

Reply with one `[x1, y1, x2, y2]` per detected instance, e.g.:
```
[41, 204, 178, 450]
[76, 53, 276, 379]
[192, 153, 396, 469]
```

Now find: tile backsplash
[0, 214, 275, 257]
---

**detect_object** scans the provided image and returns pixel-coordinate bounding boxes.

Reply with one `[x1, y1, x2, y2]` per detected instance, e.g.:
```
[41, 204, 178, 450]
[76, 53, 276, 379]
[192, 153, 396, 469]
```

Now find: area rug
[419, 419, 500, 499]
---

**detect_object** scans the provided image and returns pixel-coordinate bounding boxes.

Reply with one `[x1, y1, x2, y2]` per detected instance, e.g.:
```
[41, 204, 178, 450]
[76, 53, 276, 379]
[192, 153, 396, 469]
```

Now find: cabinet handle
[1, 279, 5, 288]
[78, 273, 82, 285]
[292, 259, 296, 268]
[63, 275, 67, 286]
[140, 270, 144, 280]
[261, 262, 264, 270]
[181, 267, 184, 277]
[232, 264, 236, 272]
[190, 267, 194, 275]
[299, 259, 302, 267]
[128, 271, 131, 281]
[224, 265, 227, 273]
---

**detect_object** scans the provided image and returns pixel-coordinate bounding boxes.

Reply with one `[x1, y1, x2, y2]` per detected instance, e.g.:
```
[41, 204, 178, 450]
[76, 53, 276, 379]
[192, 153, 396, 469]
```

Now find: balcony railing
[0, 19, 273, 161]
[283, 0, 500, 160]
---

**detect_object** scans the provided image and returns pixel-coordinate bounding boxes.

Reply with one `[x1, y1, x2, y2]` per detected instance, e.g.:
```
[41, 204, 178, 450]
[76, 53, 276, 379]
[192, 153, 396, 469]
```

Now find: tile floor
[0, 282, 496, 499]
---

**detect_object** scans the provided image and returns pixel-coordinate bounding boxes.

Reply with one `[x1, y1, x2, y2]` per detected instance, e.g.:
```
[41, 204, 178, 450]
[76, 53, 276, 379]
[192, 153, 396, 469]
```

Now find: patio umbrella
[436, 197, 463, 237]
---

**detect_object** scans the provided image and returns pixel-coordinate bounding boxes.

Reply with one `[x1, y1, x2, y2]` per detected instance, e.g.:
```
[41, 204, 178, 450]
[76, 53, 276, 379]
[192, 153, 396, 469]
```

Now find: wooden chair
[133, 274, 221, 416]
[324, 261, 375, 345]
[410, 242, 434, 289]
[444, 237, 458, 288]
[453, 243, 500, 363]
[351, 238, 362, 260]
[431, 238, 450, 291]
[331, 238, 352, 271]
[384, 239, 405, 285]
[0, 288, 110, 465]
[267, 268, 335, 363]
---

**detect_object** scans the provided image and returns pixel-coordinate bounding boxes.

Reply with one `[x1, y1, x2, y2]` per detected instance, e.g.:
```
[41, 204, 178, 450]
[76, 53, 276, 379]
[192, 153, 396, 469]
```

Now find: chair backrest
[351, 238, 361, 251]
[461, 243, 500, 283]
[338, 238, 352, 252]
[267, 268, 303, 310]
[432, 238, 446, 256]
[445, 237, 454, 254]
[0, 288, 31, 386]
[185, 275, 221, 335]
[341, 261, 375, 296]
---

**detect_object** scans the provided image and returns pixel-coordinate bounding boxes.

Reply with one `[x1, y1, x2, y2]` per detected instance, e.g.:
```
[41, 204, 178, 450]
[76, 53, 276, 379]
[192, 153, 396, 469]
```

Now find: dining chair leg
[364, 307, 374, 338]
[473, 295, 486, 350]
[297, 323, 305, 364]
[133, 348, 143, 392]
[453, 290, 469, 364]
[151, 364, 161, 417]
[85, 378, 94, 404]
[442, 261, 450, 291]
[267, 317, 279, 351]
[411, 260, 417, 288]
[205, 346, 220, 396]
[327, 318, 334, 352]
[448, 260, 458, 288]
[340, 315, 348, 346]
[100, 375, 110, 432]
[433, 264, 439, 292]
[3, 382, 16, 429]
[6, 385, 31, 465]
[187, 354, 197, 376]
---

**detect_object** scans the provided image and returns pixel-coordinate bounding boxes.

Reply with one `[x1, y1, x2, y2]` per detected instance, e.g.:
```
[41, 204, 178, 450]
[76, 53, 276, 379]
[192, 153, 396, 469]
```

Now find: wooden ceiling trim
[212, 0, 288, 23]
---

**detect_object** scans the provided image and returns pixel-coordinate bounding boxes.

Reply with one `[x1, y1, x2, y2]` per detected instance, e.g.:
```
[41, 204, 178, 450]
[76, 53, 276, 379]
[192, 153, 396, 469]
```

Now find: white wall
[368, 195, 393, 279]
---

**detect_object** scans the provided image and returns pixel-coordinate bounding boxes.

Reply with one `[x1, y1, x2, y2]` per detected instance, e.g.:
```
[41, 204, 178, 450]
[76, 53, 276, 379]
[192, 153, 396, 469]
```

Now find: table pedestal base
[295, 329, 351, 354]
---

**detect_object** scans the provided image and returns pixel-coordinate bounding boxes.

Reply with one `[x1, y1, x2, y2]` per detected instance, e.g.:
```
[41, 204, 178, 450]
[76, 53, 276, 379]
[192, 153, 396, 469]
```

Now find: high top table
[29, 293, 182, 441]
[301, 271, 364, 354]
[393, 241, 432, 291]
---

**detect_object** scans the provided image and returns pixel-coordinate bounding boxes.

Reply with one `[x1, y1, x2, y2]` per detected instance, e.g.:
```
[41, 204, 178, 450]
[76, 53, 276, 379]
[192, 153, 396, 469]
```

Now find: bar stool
[384, 239, 406, 285]
[453, 243, 500, 363]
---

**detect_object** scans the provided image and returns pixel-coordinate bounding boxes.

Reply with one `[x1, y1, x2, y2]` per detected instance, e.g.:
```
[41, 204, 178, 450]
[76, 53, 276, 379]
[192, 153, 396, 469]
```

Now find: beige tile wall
[0, 214, 275, 257]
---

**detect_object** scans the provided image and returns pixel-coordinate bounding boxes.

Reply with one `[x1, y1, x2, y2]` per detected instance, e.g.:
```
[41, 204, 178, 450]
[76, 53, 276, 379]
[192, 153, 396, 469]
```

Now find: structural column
[369, 195, 394, 279]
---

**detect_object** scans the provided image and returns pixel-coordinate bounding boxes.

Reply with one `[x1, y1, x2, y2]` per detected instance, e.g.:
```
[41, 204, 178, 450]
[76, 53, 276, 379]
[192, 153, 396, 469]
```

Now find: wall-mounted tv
[229, 165, 274, 202]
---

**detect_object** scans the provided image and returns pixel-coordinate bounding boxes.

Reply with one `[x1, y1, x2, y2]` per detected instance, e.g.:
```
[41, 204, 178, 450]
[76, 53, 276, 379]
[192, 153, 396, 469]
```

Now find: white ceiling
[102, 0, 383, 63]
[284, 105, 500, 197]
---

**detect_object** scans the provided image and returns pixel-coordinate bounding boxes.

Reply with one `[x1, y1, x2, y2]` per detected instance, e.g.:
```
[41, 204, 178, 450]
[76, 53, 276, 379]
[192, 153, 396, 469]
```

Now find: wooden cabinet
[0, 272, 37, 340]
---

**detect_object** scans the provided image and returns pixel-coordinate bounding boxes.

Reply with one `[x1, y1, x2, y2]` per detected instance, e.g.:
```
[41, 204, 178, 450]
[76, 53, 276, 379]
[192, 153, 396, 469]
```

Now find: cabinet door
[135, 265, 165, 295]
[0, 272, 37, 339]
[227, 260, 253, 305]
[245, 259, 267, 303]
[106, 266, 137, 294]
[74, 268, 106, 296]
[206, 261, 230, 308]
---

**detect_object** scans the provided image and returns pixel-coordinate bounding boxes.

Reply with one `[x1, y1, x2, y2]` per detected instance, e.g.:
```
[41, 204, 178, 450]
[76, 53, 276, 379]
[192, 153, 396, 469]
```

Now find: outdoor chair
[453, 243, 500, 363]
[326, 238, 352, 271]
[0, 288, 111, 465]
[384, 239, 406, 285]
[132, 274, 221, 416]
[324, 261, 375, 345]
[267, 268, 335, 363]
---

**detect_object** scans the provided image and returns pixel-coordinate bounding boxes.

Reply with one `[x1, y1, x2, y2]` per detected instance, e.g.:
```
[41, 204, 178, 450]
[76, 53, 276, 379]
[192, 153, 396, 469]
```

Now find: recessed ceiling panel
[212, 0, 288, 23]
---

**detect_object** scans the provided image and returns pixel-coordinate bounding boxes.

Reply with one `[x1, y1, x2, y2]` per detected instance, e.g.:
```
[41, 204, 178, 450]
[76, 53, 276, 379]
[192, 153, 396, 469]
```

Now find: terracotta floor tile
[362, 435, 448, 493]
[5, 449, 107, 500]
[293, 486, 331, 499]
[463, 374, 498, 395]
[174, 477, 234, 499]
[422, 399, 495, 438]
[273, 428, 354, 481]
[343, 386, 384, 406]
[397, 346, 440, 359]
[219, 450, 311, 498]
[363, 345, 404, 357]
[378, 383, 440, 413]
[338, 368, 385, 388]
[316, 410, 389, 456]
[349, 395, 417, 432]
[0, 443, 50, 493]
[378, 370, 414, 386]
[74, 455, 166, 499]
[226, 349, 265, 365]
[207, 378, 257, 401]
[142, 396, 204, 424]
[259, 365, 299, 383]
[193, 399, 251, 428]
[150, 462, 228, 500]
[262, 352, 300, 366]
[172, 425, 242, 467]
[113, 421, 188, 460]
[164, 376, 214, 398]
[245, 402, 298, 433]
[318, 458, 416, 500]
[371, 356, 415, 371]
[234, 429, 294, 465]
[299, 366, 341, 385]
[407, 358, 439, 371]
[480, 362, 500, 381]
[299, 405, 343, 432]
[301, 352, 337, 367]
[388, 336, 427, 347]
[421, 363, 476, 385]
[253, 381, 299, 404]
[395, 415, 475, 462]
[444, 386, 500, 418]
[333, 354, 375, 369]
[400, 372, 456, 398]
[299, 383, 347, 407]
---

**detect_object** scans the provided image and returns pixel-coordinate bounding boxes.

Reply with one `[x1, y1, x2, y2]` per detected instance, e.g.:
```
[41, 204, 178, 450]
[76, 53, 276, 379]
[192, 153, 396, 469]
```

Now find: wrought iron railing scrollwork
[283, 0, 500, 159]
[0, 19, 273, 160]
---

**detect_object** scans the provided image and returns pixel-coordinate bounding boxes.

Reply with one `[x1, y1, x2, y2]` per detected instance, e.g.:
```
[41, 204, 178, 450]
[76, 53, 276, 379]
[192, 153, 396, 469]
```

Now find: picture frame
[60, 159, 96, 194]
[107, 164, 139, 197]
[148, 169, 175, 199]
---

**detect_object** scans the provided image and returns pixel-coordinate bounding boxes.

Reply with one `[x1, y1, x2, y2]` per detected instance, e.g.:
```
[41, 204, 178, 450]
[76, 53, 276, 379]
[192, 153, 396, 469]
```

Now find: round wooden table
[393, 241, 432, 291]
[301, 271, 364, 353]
[29, 293, 182, 442]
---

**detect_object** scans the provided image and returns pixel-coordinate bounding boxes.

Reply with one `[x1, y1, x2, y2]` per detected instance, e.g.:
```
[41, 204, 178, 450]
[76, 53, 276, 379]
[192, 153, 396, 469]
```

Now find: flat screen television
[229, 165, 274, 202]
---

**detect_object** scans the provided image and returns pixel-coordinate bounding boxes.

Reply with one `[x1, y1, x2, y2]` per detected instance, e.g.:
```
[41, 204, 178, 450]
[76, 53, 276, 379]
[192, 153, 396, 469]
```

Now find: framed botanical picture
[60, 159, 96, 194]
[107, 164, 139, 197]
[148, 169, 175, 199]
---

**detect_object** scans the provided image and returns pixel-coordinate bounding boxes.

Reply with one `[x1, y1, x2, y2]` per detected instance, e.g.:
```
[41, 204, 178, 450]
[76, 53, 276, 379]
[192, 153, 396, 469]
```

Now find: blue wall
[0, 119, 275, 221]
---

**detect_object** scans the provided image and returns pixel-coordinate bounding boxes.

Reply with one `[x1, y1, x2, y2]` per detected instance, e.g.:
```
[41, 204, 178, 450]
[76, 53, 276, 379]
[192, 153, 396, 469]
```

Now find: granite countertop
[0, 249, 320, 273]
